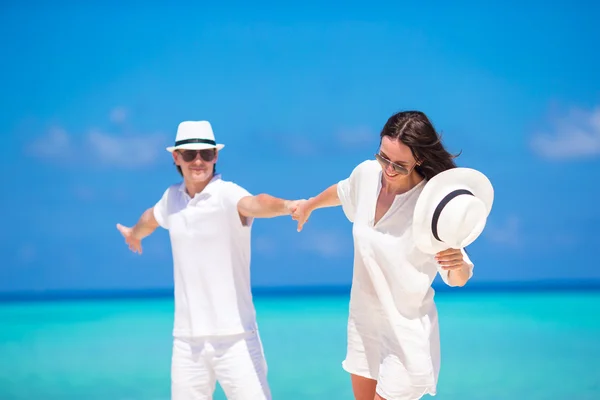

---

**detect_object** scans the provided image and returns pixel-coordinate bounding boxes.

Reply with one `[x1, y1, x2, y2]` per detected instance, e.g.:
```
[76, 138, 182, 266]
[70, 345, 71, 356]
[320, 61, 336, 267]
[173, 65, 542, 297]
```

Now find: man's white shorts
[171, 330, 271, 400]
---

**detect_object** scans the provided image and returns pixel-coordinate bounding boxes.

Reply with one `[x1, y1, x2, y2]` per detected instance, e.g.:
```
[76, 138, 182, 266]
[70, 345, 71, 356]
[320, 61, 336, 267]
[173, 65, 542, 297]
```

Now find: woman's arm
[445, 261, 472, 287]
[436, 248, 474, 287]
[292, 184, 341, 231]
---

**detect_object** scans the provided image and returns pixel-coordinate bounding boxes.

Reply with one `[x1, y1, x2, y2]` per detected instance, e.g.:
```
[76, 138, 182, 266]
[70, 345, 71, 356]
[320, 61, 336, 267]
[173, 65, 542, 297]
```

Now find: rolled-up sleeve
[337, 163, 364, 223]
[153, 188, 171, 229]
[222, 182, 254, 228]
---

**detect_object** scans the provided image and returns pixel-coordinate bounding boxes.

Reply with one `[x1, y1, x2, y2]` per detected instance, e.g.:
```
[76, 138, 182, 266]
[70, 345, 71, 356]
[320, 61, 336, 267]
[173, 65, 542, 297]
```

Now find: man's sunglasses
[178, 149, 216, 163]
[375, 153, 416, 176]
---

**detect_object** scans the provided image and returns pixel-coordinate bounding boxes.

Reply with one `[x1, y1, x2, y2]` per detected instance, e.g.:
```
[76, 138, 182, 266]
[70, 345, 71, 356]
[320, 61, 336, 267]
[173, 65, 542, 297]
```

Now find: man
[116, 120, 297, 400]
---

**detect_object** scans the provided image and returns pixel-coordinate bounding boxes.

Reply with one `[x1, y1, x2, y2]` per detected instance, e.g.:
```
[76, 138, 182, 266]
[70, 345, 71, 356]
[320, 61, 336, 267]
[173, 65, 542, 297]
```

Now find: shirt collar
[178, 174, 222, 196]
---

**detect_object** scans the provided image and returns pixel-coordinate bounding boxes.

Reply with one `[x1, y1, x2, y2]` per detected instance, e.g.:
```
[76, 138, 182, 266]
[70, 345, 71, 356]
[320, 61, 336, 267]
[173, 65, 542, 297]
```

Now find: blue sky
[1, 2, 599, 292]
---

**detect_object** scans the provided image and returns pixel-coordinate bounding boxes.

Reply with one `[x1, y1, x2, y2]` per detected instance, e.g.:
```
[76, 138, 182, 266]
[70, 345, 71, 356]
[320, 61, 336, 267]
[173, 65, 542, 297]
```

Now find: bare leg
[350, 374, 377, 400]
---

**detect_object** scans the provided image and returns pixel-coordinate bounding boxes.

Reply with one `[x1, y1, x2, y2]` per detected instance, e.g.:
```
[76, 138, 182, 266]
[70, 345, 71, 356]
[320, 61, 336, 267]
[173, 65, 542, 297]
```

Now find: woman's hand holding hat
[435, 248, 465, 270]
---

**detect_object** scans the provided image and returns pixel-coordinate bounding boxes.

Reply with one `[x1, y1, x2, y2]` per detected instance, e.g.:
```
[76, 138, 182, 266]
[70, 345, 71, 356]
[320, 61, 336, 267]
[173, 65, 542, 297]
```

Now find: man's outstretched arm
[116, 207, 160, 254]
[237, 194, 298, 219]
[131, 207, 160, 239]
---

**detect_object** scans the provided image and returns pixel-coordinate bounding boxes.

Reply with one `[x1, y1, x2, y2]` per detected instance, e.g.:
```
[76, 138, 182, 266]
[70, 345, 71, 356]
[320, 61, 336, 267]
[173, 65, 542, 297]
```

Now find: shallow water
[0, 292, 598, 399]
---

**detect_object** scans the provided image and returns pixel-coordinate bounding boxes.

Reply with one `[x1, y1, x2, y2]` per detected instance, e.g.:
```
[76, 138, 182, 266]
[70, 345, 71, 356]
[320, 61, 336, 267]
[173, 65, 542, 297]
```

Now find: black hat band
[431, 189, 473, 242]
[175, 138, 216, 146]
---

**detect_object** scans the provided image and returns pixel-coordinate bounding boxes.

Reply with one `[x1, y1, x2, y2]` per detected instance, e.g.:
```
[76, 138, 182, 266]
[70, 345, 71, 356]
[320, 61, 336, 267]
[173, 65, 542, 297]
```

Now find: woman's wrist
[306, 197, 318, 212]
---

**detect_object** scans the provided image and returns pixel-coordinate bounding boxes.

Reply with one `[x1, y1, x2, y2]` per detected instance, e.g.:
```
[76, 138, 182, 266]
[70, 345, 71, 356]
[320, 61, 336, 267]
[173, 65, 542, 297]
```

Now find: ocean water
[0, 291, 598, 399]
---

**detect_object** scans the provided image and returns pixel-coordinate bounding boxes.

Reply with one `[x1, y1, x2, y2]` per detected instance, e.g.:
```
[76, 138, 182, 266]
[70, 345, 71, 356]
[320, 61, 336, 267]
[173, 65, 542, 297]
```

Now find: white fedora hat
[166, 121, 225, 153]
[413, 167, 494, 254]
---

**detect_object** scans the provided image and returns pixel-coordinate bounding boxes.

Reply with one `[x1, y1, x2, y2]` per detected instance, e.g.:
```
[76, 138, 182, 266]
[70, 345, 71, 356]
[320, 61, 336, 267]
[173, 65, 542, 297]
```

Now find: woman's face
[376, 136, 419, 184]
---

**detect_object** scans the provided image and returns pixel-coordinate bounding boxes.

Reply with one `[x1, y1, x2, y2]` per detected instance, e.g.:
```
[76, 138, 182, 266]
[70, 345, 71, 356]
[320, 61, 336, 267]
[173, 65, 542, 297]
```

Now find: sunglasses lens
[200, 149, 215, 162]
[393, 165, 409, 175]
[180, 150, 197, 162]
[180, 149, 216, 162]
[375, 153, 388, 166]
[376, 153, 410, 175]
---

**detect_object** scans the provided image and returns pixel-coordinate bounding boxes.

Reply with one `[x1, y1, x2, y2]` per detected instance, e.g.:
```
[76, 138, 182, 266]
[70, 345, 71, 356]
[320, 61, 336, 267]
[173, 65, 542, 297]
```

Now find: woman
[292, 111, 474, 400]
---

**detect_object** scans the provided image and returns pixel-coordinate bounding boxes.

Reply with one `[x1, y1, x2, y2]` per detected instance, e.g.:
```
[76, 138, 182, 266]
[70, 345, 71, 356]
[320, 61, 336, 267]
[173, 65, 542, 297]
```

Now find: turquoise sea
[0, 291, 598, 399]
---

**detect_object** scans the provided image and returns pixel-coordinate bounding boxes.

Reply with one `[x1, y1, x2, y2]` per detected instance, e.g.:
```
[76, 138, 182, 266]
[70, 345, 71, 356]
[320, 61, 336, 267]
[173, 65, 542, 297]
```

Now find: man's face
[173, 148, 218, 182]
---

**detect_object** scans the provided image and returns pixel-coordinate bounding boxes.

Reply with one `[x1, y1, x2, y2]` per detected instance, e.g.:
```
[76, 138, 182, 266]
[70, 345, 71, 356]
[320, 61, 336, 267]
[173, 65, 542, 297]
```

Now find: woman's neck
[381, 172, 424, 195]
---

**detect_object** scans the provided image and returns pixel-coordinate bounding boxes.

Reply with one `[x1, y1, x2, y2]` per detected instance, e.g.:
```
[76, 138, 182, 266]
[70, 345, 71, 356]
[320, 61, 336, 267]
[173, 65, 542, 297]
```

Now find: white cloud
[336, 126, 376, 149]
[112, 188, 130, 203]
[87, 129, 166, 168]
[484, 215, 521, 247]
[274, 125, 376, 157]
[110, 107, 128, 124]
[286, 135, 318, 156]
[549, 232, 578, 248]
[298, 230, 348, 258]
[27, 126, 72, 159]
[72, 185, 95, 201]
[27, 109, 168, 168]
[531, 105, 600, 160]
[253, 236, 277, 256]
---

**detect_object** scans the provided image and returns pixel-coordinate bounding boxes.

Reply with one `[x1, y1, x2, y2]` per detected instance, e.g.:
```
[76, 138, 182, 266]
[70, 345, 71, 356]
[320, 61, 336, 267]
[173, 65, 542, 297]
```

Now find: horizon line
[1, 279, 599, 303]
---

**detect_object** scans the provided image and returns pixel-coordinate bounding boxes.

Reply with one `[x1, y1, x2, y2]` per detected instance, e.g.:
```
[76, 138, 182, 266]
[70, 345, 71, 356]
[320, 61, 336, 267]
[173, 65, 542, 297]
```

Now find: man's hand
[435, 248, 464, 270]
[284, 199, 302, 215]
[116, 223, 143, 254]
[291, 199, 313, 232]
[237, 194, 304, 219]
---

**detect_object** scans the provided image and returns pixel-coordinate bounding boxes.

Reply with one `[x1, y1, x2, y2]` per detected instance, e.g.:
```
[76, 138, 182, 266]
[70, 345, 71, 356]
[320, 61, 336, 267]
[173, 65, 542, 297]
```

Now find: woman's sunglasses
[178, 149, 216, 163]
[375, 153, 416, 176]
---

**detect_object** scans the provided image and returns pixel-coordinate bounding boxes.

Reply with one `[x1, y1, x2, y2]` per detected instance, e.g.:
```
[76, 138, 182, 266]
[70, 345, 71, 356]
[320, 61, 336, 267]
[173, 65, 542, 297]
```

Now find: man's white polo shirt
[153, 174, 257, 338]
